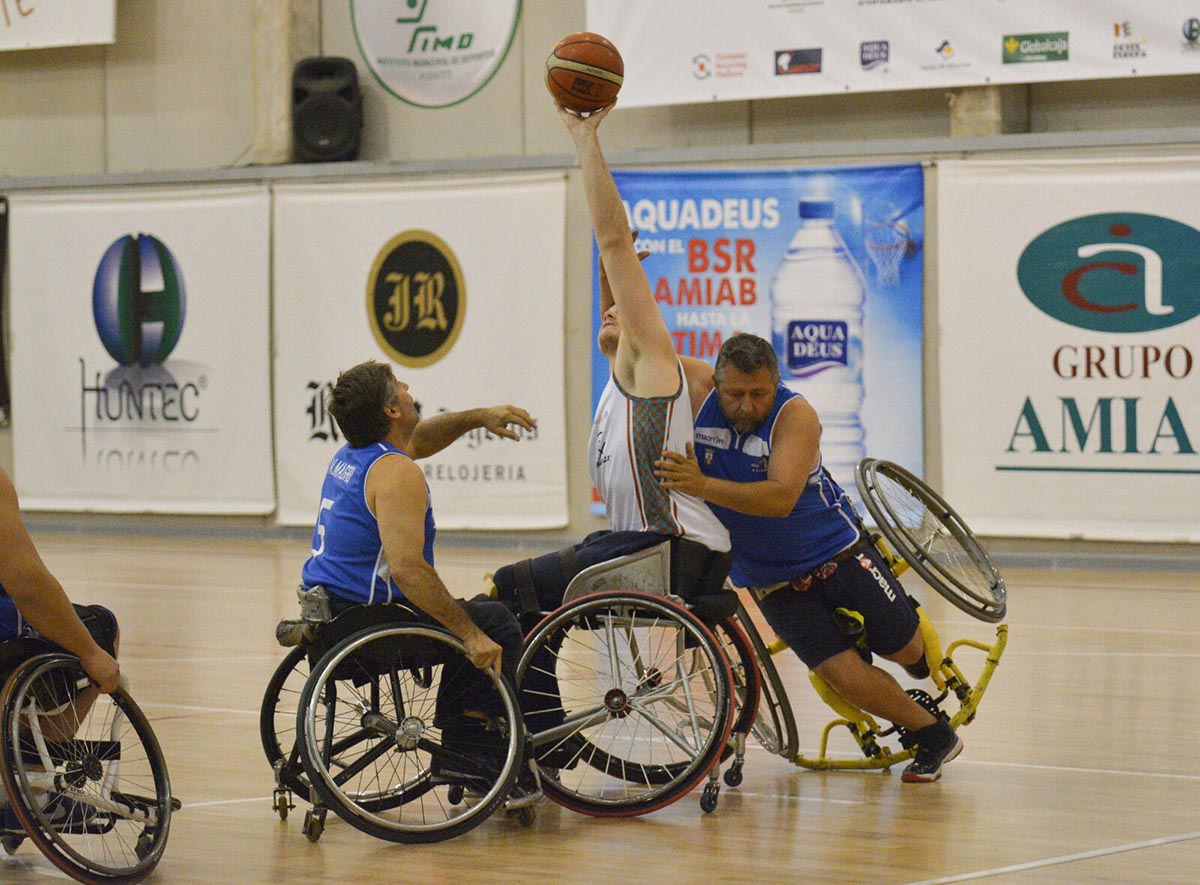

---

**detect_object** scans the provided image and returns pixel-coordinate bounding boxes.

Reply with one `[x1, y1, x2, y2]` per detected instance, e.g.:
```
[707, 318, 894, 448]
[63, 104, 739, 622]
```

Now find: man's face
[389, 375, 420, 432]
[715, 365, 777, 434]
[598, 304, 621, 358]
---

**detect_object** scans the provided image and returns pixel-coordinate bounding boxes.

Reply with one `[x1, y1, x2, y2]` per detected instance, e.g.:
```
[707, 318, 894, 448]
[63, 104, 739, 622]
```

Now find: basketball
[545, 32, 623, 114]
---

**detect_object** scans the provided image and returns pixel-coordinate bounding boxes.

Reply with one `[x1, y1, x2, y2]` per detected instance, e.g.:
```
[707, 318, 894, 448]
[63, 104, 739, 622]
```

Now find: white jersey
[588, 361, 731, 553]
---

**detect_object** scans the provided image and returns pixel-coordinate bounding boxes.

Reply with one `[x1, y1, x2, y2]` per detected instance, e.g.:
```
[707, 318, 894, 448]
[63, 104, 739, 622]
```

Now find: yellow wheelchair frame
[767, 540, 1008, 771]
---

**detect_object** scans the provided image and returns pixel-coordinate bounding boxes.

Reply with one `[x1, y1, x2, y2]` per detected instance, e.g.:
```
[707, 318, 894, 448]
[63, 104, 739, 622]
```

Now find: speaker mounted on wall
[292, 56, 363, 163]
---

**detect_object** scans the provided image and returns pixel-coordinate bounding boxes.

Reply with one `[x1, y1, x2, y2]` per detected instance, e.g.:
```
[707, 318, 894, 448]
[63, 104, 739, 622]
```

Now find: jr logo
[1017, 213, 1200, 333]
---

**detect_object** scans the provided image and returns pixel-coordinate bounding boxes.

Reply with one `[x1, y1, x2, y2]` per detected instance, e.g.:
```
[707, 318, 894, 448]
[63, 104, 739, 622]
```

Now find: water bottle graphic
[770, 198, 867, 490]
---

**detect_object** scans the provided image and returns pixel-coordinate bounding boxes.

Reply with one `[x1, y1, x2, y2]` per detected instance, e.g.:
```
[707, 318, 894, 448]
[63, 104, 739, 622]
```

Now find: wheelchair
[262, 592, 534, 844]
[723, 458, 1009, 775]
[0, 641, 176, 884]
[513, 540, 740, 816]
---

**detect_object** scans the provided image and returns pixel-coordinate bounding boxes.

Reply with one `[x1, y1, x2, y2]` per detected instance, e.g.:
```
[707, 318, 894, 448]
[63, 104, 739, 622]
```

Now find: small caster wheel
[515, 806, 536, 827]
[723, 763, 744, 787]
[135, 832, 155, 861]
[303, 808, 326, 843]
[447, 784, 465, 805]
[700, 782, 720, 813]
[2, 833, 24, 855]
[273, 788, 293, 821]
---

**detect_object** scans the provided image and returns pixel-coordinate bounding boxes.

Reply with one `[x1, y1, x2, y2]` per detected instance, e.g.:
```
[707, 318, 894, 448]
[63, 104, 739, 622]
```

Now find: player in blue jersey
[300, 359, 537, 785]
[654, 333, 962, 783]
[0, 465, 119, 695]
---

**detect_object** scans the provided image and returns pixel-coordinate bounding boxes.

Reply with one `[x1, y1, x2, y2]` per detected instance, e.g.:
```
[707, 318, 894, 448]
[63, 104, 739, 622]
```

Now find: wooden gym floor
[3, 532, 1198, 884]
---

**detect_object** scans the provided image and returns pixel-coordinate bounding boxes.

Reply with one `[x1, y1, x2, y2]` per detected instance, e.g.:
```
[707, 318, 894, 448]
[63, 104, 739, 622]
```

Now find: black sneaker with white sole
[901, 720, 963, 783]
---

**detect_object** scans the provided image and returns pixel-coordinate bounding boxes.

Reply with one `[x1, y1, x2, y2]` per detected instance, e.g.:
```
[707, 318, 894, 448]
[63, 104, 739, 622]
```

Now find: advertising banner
[0, 1, 115, 52]
[586, 0, 1200, 107]
[593, 164, 925, 512]
[8, 186, 274, 512]
[938, 158, 1200, 541]
[273, 173, 568, 530]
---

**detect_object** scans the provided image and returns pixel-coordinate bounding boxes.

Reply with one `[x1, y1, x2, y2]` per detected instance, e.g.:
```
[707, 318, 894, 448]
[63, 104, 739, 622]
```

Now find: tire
[297, 624, 522, 843]
[518, 592, 733, 817]
[856, 458, 1007, 623]
[0, 653, 173, 884]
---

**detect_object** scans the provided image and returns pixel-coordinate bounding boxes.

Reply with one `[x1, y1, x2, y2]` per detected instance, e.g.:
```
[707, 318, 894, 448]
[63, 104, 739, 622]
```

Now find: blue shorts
[754, 541, 920, 669]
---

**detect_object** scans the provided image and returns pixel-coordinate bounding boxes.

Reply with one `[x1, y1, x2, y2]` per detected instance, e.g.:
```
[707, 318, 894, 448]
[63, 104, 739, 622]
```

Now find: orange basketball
[545, 32, 623, 114]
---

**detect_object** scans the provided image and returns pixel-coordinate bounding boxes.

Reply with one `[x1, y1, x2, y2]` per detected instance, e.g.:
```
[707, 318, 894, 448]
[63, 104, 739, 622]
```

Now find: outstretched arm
[0, 470, 119, 692]
[407, 405, 537, 459]
[655, 397, 820, 518]
[561, 104, 678, 396]
[370, 456, 504, 677]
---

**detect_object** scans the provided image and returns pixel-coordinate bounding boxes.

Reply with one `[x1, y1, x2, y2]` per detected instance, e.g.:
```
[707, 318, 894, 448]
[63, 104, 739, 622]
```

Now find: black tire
[518, 592, 733, 817]
[856, 458, 1007, 623]
[259, 646, 311, 798]
[732, 602, 798, 760]
[297, 624, 522, 843]
[0, 653, 173, 884]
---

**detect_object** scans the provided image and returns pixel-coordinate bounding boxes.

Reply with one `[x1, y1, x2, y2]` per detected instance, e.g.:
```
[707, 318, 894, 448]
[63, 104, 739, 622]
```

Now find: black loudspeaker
[292, 56, 363, 163]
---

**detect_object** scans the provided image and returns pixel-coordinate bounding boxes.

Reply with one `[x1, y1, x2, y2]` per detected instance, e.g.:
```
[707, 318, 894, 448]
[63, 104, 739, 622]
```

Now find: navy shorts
[754, 542, 919, 669]
[0, 604, 120, 691]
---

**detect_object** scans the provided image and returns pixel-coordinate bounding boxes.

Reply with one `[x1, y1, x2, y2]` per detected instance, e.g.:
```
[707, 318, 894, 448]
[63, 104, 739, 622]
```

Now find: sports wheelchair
[719, 458, 1009, 778]
[263, 544, 742, 830]
[262, 594, 535, 844]
[0, 641, 176, 884]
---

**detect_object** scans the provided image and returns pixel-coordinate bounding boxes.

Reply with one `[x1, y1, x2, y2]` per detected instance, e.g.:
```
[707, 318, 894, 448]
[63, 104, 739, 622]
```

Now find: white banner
[0, 1, 115, 52]
[8, 186, 274, 513]
[937, 158, 1200, 542]
[273, 174, 568, 530]
[586, 1, 1200, 107]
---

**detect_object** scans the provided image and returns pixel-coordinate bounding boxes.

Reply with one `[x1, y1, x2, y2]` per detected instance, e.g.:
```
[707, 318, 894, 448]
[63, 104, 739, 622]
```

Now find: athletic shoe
[901, 721, 963, 783]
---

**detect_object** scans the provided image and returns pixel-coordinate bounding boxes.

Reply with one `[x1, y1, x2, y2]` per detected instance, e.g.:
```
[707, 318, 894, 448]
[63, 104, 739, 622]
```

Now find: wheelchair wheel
[711, 616, 761, 752]
[297, 624, 523, 843]
[856, 458, 1006, 623]
[259, 646, 311, 800]
[0, 653, 173, 884]
[518, 591, 733, 817]
[732, 602, 799, 760]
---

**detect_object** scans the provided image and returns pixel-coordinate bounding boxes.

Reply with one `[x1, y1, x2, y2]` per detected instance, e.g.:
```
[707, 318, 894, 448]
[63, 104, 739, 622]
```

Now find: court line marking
[122, 655, 281, 664]
[138, 701, 259, 716]
[906, 829, 1200, 884]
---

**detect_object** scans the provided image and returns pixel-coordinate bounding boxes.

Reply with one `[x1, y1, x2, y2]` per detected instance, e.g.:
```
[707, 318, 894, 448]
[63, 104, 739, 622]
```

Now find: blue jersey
[300, 442, 435, 605]
[0, 582, 20, 641]
[693, 384, 859, 587]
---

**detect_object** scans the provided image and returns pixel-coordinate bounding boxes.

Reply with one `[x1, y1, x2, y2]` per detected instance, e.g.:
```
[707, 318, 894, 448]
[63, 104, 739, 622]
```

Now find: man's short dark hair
[714, 333, 780, 385]
[327, 360, 398, 447]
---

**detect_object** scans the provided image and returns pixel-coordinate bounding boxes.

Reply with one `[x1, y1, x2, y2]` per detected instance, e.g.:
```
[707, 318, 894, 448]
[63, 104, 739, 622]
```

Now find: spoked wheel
[710, 616, 761, 759]
[259, 646, 312, 803]
[518, 591, 734, 817]
[0, 653, 174, 884]
[297, 624, 523, 843]
[855, 458, 1006, 623]
[731, 602, 798, 760]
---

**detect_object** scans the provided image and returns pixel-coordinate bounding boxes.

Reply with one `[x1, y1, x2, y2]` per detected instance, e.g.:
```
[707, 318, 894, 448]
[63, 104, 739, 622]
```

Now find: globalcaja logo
[1003, 32, 1069, 64]
[1182, 18, 1200, 51]
[775, 48, 822, 75]
[93, 233, 186, 367]
[1017, 213, 1200, 333]
[367, 230, 465, 367]
[860, 40, 889, 71]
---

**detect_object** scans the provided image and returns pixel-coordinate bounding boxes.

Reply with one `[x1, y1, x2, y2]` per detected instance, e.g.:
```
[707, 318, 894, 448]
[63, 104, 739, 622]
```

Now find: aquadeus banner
[594, 164, 925, 512]
[8, 186, 274, 512]
[938, 158, 1200, 541]
[586, 0, 1200, 107]
[273, 173, 568, 530]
